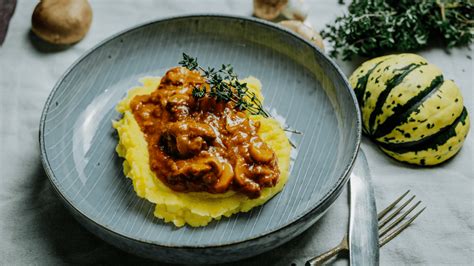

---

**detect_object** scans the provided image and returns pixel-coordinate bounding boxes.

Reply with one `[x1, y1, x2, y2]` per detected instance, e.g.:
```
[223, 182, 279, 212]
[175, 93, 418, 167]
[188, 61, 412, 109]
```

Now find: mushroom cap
[32, 0, 92, 45]
[279, 20, 324, 51]
[253, 0, 288, 20]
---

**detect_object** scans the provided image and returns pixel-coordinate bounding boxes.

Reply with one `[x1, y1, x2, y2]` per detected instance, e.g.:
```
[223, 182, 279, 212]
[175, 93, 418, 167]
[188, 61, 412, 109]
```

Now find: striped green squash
[349, 54, 470, 166]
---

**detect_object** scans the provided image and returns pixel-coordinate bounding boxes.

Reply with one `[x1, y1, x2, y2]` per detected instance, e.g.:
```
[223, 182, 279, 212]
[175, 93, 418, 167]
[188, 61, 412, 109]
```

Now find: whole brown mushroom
[31, 0, 92, 45]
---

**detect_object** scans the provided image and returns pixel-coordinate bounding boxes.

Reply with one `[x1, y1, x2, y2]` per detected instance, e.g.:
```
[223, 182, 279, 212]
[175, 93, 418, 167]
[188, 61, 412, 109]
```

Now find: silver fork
[305, 190, 426, 266]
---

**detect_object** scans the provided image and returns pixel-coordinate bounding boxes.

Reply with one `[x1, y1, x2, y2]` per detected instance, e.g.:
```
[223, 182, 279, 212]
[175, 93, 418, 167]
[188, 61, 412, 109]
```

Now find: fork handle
[305, 243, 345, 266]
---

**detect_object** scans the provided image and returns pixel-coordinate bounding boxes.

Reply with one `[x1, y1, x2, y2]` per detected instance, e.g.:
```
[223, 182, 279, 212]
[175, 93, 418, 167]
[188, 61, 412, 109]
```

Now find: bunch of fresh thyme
[178, 53, 270, 117]
[322, 0, 473, 60]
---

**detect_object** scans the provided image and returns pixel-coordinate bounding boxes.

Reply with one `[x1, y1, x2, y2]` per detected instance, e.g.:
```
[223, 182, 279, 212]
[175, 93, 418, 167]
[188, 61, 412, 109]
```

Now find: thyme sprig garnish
[178, 53, 301, 148]
[322, 0, 474, 60]
[179, 53, 270, 118]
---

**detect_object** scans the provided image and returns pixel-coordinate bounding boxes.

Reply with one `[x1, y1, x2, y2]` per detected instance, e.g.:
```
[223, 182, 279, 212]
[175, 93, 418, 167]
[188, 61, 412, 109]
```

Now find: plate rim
[39, 14, 361, 248]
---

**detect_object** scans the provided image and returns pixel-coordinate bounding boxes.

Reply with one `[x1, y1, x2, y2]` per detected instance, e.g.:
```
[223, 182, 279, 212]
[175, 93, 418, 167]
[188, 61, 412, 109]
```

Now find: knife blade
[349, 149, 379, 266]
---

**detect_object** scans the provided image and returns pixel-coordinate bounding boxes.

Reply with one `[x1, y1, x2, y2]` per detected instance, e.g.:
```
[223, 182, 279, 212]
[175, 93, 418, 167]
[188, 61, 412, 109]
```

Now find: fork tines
[377, 190, 426, 247]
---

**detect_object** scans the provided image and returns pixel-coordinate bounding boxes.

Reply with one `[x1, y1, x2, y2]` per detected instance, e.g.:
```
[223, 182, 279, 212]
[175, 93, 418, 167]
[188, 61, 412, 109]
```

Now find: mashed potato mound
[113, 76, 291, 227]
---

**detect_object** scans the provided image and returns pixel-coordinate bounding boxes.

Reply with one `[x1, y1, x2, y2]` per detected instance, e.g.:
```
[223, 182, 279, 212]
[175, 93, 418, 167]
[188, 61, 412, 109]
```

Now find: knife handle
[305, 236, 348, 266]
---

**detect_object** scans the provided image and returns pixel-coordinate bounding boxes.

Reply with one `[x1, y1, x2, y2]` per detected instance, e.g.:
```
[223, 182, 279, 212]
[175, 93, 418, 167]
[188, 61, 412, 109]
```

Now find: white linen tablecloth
[1, 1, 472, 265]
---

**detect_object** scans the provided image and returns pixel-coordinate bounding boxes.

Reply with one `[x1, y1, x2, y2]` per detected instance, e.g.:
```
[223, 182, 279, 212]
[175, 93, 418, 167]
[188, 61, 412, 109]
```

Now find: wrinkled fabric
[0, 0, 472, 265]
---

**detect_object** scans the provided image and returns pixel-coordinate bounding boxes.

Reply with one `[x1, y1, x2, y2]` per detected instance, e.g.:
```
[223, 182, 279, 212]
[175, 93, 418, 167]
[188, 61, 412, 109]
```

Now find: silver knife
[349, 149, 379, 266]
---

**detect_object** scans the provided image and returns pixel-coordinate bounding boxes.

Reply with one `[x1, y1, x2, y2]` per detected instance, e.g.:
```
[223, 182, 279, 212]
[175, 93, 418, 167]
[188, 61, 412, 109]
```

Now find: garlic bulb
[281, 0, 308, 21]
[253, 0, 288, 20]
[253, 0, 308, 21]
[278, 20, 324, 51]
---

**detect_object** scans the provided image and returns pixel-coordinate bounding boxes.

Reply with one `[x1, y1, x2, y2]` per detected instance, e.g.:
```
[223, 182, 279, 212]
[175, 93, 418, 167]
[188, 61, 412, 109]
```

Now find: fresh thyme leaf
[322, 0, 474, 60]
[179, 54, 300, 147]
[192, 86, 206, 98]
[235, 100, 248, 111]
[178, 53, 198, 70]
[179, 53, 270, 118]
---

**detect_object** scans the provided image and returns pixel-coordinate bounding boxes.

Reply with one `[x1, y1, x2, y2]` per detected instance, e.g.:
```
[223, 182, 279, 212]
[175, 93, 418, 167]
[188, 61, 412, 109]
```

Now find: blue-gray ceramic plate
[39, 15, 361, 264]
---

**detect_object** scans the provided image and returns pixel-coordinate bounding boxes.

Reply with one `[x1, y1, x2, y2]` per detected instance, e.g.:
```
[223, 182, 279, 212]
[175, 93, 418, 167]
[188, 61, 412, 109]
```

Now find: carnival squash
[349, 54, 470, 166]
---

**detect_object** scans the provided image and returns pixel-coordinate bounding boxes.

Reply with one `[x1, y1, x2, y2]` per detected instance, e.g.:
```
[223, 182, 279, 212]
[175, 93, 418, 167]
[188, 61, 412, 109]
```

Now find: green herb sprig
[179, 53, 270, 117]
[178, 53, 302, 147]
[322, 0, 473, 60]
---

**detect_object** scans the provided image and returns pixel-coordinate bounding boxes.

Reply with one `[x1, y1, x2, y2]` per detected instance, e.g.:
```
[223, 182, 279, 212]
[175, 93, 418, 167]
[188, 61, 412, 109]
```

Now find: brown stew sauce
[130, 67, 279, 198]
